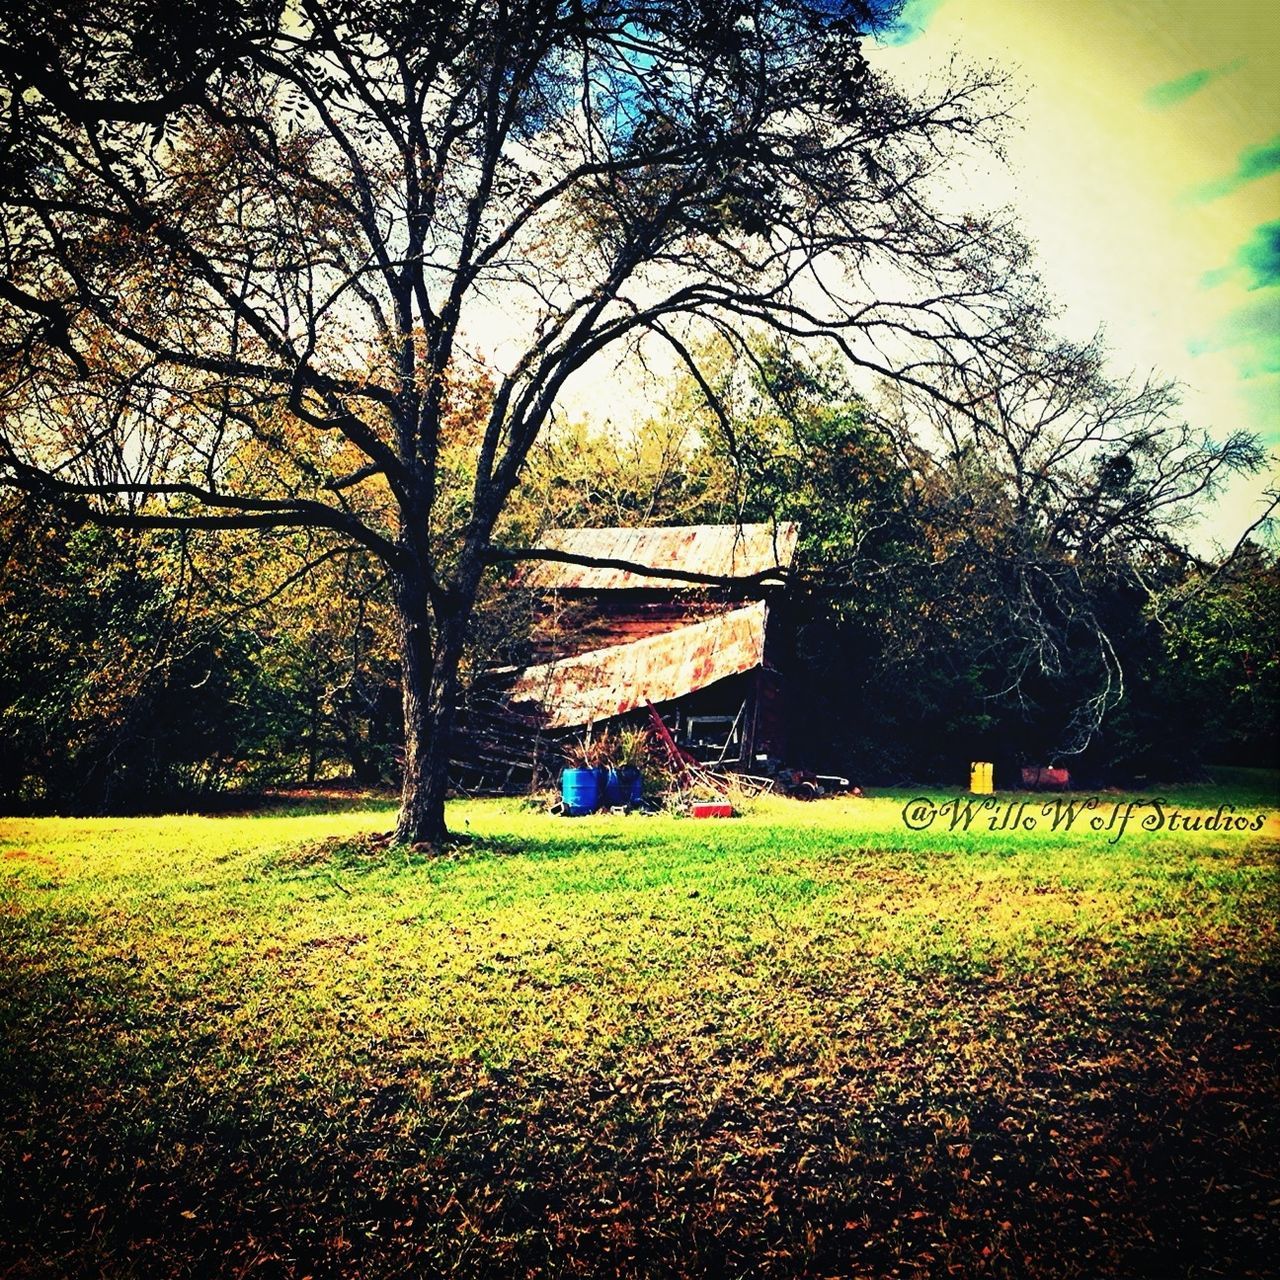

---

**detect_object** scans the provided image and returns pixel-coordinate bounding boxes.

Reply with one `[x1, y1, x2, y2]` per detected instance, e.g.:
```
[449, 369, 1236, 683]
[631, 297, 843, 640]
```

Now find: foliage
[229, 534, 402, 787]
[561, 732, 610, 770]
[1156, 543, 1280, 766]
[559, 726, 654, 773]
[0, 502, 309, 809]
[1, 780, 1277, 1275]
[662, 334, 1273, 782]
[613, 726, 653, 770]
[0, 494, 408, 809]
[867, 319, 1269, 772]
[516, 416, 723, 534]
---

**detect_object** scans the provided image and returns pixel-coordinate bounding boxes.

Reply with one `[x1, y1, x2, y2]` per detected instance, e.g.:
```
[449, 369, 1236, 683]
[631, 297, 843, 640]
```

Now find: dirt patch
[2, 848, 57, 870]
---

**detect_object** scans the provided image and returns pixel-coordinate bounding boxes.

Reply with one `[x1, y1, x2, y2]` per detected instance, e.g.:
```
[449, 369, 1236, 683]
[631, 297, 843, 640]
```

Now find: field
[2, 771, 1278, 1278]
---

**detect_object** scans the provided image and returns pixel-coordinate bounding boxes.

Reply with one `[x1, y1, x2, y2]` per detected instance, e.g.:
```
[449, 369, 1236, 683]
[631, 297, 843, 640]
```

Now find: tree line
[0, 0, 1274, 826]
[2, 335, 1274, 812]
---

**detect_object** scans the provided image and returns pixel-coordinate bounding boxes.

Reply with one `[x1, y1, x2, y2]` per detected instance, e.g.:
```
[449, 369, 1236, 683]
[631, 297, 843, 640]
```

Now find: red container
[1020, 766, 1071, 791]
[691, 802, 734, 819]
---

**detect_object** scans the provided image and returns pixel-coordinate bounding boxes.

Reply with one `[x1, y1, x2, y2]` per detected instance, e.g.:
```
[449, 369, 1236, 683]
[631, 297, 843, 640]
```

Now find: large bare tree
[1, 0, 1033, 839]
[872, 316, 1272, 758]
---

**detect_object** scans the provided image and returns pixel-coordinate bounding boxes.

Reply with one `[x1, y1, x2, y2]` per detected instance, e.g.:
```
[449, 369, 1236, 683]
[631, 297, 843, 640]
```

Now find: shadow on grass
[3, 783, 401, 822]
[2, 906, 1277, 1280]
[200, 783, 401, 818]
[262, 830, 530, 883]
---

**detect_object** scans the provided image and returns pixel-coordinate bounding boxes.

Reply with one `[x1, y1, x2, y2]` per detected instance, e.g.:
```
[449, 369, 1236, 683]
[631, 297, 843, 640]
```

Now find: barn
[455, 523, 800, 790]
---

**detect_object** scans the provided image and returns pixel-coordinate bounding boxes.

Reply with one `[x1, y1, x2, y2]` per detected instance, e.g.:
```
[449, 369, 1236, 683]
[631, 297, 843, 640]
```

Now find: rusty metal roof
[505, 601, 767, 728]
[515, 522, 800, 590]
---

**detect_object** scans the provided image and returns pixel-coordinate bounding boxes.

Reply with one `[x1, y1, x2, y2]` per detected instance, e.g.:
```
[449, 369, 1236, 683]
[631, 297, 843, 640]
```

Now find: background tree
[1154, 542, 1280, 769]
[183, 523, 403, 786]
[864, 313, 1269, 772]
[669, 330, 1272, 781]
[0, 498, 310, 809]
[0, 0, 1034, 838]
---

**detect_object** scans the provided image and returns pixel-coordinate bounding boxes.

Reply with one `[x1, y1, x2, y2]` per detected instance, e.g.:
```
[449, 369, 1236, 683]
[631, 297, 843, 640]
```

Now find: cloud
[1200, 221, 1280, 292]
[1194, 226, 1280, 381]
[869, 0, 947, 46]
[1237, 221, 1280, 291]
[1186, 135, 1280, 204]
[1190, 291, 1280, 380]
[1144, 59, 1243, 109]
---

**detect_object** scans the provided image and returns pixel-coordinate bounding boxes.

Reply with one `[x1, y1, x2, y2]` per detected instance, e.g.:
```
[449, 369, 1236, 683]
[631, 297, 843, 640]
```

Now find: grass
[1, 769, 1278, 1278]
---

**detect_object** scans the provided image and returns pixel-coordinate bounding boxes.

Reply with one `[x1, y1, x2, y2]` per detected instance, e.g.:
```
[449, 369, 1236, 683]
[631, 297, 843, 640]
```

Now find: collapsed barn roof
[515, 522, 800, 591]
[506, 601, 768, 729]
[456, 525, 800, 786]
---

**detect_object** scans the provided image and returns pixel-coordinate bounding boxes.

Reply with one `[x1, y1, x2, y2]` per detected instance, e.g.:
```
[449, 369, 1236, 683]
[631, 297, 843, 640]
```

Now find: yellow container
[969, 761, 994, 794]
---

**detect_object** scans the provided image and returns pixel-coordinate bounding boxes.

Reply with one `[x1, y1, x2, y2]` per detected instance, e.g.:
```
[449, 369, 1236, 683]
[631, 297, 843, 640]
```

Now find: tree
[668, 330, 1272, 781]
[181, 521, 403, 786]
[0, 497, 311, 809]
[1, 0, 1046, 839]
[1156, 541, 1280, 767]
[868, 315, 1271, 771]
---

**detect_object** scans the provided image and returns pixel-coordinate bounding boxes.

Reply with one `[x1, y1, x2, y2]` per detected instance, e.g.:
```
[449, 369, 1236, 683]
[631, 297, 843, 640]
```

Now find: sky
[871, 0, 1279, 551]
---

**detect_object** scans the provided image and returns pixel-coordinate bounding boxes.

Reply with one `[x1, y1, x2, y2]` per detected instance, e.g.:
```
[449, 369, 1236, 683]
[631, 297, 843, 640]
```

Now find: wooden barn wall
[751, 668, 788, 762]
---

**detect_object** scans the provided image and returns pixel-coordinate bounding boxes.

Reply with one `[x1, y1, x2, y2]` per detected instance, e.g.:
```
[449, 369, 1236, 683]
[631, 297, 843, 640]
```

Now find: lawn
[2, 771, 1277, 1278]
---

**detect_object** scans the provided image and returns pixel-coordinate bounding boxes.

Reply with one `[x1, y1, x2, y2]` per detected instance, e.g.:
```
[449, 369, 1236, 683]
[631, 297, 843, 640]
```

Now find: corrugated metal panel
[527, 599, 728, 663]
[516, 522, 800, 590]
[506, 601, 767, 729]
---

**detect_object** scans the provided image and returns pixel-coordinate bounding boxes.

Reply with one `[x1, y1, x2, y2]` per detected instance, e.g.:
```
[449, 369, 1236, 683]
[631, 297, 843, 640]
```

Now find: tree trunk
[393, 565, 465, 844]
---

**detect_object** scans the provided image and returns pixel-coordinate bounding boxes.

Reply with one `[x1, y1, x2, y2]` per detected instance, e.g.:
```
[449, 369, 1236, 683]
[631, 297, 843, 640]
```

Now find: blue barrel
[561, 767, 600, 815]
[602, 767, 643, 807]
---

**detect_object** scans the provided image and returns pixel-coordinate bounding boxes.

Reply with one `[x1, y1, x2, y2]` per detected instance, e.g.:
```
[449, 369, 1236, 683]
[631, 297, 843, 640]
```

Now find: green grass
[2, 777, 1278, 1278]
